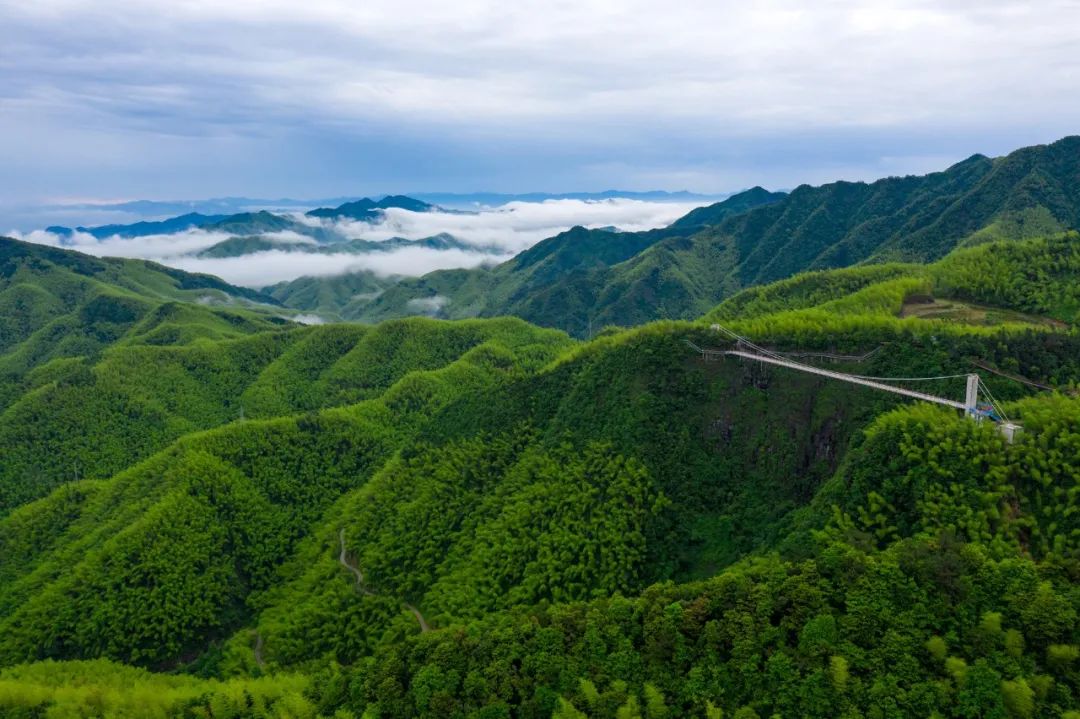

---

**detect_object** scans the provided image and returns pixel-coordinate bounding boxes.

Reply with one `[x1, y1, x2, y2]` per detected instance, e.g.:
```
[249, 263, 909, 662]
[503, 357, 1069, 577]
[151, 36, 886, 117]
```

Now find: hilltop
[305, 195, 437, 220]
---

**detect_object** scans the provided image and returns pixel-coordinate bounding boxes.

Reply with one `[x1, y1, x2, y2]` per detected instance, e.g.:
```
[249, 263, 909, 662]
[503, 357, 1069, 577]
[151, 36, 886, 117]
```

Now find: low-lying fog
[10, 198, 704, 287]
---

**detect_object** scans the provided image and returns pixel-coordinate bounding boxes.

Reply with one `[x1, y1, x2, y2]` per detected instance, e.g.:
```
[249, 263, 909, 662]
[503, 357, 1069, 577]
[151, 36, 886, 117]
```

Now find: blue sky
[2, 0, 1079, 204]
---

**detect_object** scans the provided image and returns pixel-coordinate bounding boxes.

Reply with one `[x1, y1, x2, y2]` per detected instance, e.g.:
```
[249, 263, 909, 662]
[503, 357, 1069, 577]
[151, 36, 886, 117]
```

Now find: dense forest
[0, 219, 1079, 718]
[271, 137, 1080, 336]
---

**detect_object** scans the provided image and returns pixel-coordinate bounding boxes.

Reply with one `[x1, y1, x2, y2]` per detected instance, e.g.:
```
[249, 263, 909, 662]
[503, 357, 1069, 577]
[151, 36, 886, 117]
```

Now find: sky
[3, 0, 1080, 207]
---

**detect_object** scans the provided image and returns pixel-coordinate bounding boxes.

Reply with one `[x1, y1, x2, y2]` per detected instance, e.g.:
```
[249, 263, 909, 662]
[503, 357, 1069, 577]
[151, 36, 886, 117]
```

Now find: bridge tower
[965, 374, 980, 419]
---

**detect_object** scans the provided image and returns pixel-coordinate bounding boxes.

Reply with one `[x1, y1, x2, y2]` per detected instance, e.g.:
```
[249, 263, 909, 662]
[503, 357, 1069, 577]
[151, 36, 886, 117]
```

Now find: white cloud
[10, 198, 701, 286]
[3, 1, 1080, 203]
[163, 246, 510, 286]
[405, 295, 448, 316]
[5, 1, 1079, 135]
[259, 231, 319, 245]
[290, 313, 327, 325]
[11, 227, 236, 259]
[321, 198, 703, 253]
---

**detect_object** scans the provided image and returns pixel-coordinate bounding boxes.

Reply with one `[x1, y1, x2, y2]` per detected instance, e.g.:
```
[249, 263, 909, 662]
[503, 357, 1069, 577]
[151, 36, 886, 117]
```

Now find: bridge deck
[722, 349, 968, 410]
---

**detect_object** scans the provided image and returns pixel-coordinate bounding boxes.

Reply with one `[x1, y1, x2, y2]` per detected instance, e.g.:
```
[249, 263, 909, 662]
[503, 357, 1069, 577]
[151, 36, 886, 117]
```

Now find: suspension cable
[712, 324, 972, 384]
[708, 323, 1021, 425]
[978, 377, 1013, 425]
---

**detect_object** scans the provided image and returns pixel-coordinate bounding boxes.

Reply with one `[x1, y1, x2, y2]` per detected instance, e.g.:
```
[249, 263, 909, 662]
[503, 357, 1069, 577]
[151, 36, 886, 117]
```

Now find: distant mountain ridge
[280, 136, 1080, 335]
[41, 195, 440, 241]
[267, 188, 785, 324]
[26, 135, 1080, 335]
[34, 189, 723, 220]
[410, 189, 727, 207]
[25, 191, 721, 240]
[45, 213, 228, 239]
[305, 195, 436, 220]
[197, 232, 500, 259]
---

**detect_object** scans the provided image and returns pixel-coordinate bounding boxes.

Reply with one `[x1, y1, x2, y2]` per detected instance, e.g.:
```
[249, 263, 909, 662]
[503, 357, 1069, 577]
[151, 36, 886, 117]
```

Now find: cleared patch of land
[900, 294, 1068, 328]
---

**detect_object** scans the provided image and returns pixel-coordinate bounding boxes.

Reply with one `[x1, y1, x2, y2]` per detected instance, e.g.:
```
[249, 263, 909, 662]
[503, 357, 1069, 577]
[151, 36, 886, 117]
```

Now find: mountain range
[1, 205, 1078, 716]
[196, 232, 500, 259]
[25, 137, 1080, 340]
[30, 189, 721, 219]
[45, 212, 229, 240]
[264, 136, 1080, 333]
[41, 195, 441, 240]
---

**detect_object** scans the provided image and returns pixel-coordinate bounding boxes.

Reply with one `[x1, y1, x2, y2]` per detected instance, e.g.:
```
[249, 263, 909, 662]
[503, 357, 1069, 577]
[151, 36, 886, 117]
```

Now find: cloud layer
[11, 198, 699, 286]
[2, 1, 1079, 202]
[321, 198, 703, 253]
[168, 247, 510, 287]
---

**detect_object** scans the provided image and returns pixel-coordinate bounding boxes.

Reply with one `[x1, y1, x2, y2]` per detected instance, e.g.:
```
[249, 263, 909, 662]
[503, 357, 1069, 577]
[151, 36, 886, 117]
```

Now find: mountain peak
[376, 195, 433, 212]
[305, 194, 433, 220]
[669, 187, 786, 229]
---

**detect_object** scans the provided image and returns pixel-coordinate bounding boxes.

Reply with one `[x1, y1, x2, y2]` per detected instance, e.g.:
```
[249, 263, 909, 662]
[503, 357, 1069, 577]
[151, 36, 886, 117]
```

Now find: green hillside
[0, 238, 285, 376]
[288, 188, 783, 334]
[667, 186, 787, 229]
[0, 232, 1079, 717]
[264, 271, 392, 320]
[708, 232, 1080, 328]
[277, 137, 1080, 336]
[0, 238, 564, 511]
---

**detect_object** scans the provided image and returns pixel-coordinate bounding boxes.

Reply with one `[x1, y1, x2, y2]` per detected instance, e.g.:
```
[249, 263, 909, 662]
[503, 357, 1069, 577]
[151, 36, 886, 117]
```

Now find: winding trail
[253, 632, 265, 669]
[338, 528, 430, 632]
[403, 601, 432, 633]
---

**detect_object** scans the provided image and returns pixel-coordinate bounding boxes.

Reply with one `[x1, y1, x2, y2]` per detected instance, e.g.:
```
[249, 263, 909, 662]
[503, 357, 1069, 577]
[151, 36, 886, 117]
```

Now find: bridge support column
[965, 374, 980, 419]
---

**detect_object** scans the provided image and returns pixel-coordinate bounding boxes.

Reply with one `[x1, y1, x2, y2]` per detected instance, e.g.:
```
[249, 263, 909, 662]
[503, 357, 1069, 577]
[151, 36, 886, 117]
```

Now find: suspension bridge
[688, 324, 1023, 442]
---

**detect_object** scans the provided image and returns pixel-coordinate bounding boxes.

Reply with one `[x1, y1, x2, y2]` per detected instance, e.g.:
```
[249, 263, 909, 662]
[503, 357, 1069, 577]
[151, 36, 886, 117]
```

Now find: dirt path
[253, 632, 265, 669]
[403, 602, 432, 632]
[338, 528, 430, 632]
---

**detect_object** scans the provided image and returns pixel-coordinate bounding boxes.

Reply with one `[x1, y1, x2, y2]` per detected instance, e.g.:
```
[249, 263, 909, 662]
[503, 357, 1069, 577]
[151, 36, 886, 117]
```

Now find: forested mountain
[0, 238, 299, 507]
[666, 186, 786, 229]
[273, 187, 786, 329]
[306, 195, 437, 220]
[264, 270, 393, 318]
[1, 230, 1079, 717]
[286, 137, 1080, 335]
[200, 210, 348, 241]
[0, 237, 281, 366]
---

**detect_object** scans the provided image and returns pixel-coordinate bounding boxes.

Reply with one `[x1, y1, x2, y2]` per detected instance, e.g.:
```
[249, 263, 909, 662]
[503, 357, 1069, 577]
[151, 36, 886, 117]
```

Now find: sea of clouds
[10, 198, 704, 287]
